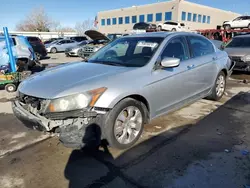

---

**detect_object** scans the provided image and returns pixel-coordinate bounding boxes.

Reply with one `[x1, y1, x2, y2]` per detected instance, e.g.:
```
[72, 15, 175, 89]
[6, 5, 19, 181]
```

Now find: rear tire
[171, 28, 177, 32]
[5, 84, 16, 93]
[103, 98, 146, 150]
[248, 24, 250, 30]
[224, 25, 231, 30]
[207, 71, 226, 101]
[51, 47, 57, 53]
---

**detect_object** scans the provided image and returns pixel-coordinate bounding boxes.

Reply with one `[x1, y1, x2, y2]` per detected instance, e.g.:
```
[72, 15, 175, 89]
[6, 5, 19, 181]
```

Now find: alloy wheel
[216, 75, 225, 97]
[114, 106, 143, 145]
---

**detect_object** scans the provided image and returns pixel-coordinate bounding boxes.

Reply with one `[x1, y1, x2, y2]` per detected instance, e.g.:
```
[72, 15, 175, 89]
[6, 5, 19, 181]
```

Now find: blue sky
[0, 0, 249, 30]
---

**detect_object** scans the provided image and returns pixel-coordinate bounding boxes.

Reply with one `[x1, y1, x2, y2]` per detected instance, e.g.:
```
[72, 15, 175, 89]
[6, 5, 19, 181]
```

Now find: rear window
[133, 23, 148, 30]
[11, 38, 16, 45]
[71, 36, 87, 42]
[165, 22, 178, 25]
[27, 37, 41, 42]
[0, 37, 16, 46]
[180, 23, 185, 26]
[226, 37, 250, 48]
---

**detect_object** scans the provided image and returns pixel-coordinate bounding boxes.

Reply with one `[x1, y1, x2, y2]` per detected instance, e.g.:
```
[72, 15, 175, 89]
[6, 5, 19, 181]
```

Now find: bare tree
[75, 19, 95, 35]
[16, 7, 52, 32]
[50, 21, 75, 32]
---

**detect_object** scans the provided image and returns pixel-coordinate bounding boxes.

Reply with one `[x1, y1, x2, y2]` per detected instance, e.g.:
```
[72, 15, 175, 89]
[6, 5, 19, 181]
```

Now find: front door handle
[213, 57, 218, 61]
[187, 64, 195, 69]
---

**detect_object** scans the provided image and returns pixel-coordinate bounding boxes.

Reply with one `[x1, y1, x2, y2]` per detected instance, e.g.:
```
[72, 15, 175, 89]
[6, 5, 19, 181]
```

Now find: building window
[112, 18, 117, 25]
[119, 17, 123, 24]
[198, 14, 202, 22]
[193, 14, 197, 22]
[125, 16, 130, 24]
[165, 12, 172, 21]
[132, 16, 137, 23]
[156, 13, 162, 21]
[203, 15, 206, 23]
[107, 18, 111, 25]
[187, 13, 192, 21]
[139, 15, 145, 22]
[101, 19, 105, 26]
[147, 14, 153, 22]
[207, 16, 211, 24]
[182, 12, 186, 21]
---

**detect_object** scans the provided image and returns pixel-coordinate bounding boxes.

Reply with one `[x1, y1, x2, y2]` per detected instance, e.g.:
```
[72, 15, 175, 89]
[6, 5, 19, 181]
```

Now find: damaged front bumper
[12, 100, 107, 148]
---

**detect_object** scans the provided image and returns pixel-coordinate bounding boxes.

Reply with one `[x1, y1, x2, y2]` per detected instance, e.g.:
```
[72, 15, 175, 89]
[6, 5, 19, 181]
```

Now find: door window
[188, 36, 215, 58]
[161, 37, 189, 61]
[58, 40, 66, 44]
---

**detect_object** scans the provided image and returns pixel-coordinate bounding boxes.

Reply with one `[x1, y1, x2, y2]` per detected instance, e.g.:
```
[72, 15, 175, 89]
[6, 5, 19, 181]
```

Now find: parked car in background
[223, 16, 250, 30]
[26, 36, 47, 60]
[44, 38, 63, 45]
[45, 39, 79, 53]
[78, 30, 110, 59]
[0, 35, 35, 70]
[65, 40, 91, 57]
[224, 34, 250, 72]
[13, 32, 233, 150]
[133, 22, 157, 32]
[157, 21, 188, 32]
[68, 36, 88, 42]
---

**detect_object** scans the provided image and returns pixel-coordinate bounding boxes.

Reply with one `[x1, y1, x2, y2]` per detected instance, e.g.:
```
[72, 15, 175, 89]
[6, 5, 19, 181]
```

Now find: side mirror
[161, 57, 180, 68]
[57, 42, 62, 45]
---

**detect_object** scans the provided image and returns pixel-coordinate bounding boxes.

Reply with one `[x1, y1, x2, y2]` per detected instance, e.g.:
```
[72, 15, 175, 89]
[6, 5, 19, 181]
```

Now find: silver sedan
[13, 32, 234, 149]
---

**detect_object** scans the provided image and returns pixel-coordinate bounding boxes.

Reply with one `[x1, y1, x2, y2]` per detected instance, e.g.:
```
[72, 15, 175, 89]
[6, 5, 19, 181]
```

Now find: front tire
[207, 71, 226, 101]
[248, 24, 250, 30]
[158, 26, 162, 31]
[224, 25, 231, 30]
[5, 84, 16, 93]
[51, 47, 57, 53]
[104, 98, 146, 149]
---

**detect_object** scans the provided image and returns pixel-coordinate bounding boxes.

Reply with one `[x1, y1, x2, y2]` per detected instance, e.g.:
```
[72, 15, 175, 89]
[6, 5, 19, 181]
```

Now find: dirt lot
[0, 54, 250, 188]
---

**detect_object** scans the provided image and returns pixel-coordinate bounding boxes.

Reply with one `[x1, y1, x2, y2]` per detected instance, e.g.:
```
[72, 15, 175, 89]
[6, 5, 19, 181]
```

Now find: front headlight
[47, 87, 106, 112]
[241, 55, 250, 62]
[93, 46, 102, 52]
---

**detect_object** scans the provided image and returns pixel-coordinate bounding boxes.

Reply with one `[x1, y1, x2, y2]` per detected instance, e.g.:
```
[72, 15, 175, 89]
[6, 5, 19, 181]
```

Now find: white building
[97, 0, 241, 34]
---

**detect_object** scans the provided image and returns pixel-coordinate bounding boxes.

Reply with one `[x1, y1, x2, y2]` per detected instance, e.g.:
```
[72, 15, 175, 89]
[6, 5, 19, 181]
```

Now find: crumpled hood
[224, 48, 250, 57]
[19, 62, 132, 99]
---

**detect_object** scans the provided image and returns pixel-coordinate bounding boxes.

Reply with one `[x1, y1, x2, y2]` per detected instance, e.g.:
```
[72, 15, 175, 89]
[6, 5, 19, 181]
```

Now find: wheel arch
[108, 94, 151, 124]
[221, 68, 228, 77]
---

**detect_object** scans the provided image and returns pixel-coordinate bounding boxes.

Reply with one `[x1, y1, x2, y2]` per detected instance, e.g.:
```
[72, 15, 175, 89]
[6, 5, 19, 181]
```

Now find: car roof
[124, 32, 199, 38]
[234, 34, 250, 38]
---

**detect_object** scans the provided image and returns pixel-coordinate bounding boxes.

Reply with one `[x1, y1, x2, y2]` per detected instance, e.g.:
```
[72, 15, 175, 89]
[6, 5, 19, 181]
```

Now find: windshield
[78, 41, 88, 46]
[88, 37, 163, 67]
[107, 34, 123, 41]
[226, 37, 250, 48]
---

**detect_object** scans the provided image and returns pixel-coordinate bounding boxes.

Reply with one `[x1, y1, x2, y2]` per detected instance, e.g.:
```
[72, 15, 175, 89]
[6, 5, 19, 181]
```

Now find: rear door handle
[187, 64, 195, 69]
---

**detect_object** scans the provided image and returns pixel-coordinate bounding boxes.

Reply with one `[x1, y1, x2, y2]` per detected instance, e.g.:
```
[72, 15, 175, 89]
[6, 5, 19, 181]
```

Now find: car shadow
[64, 92, 250, 188]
